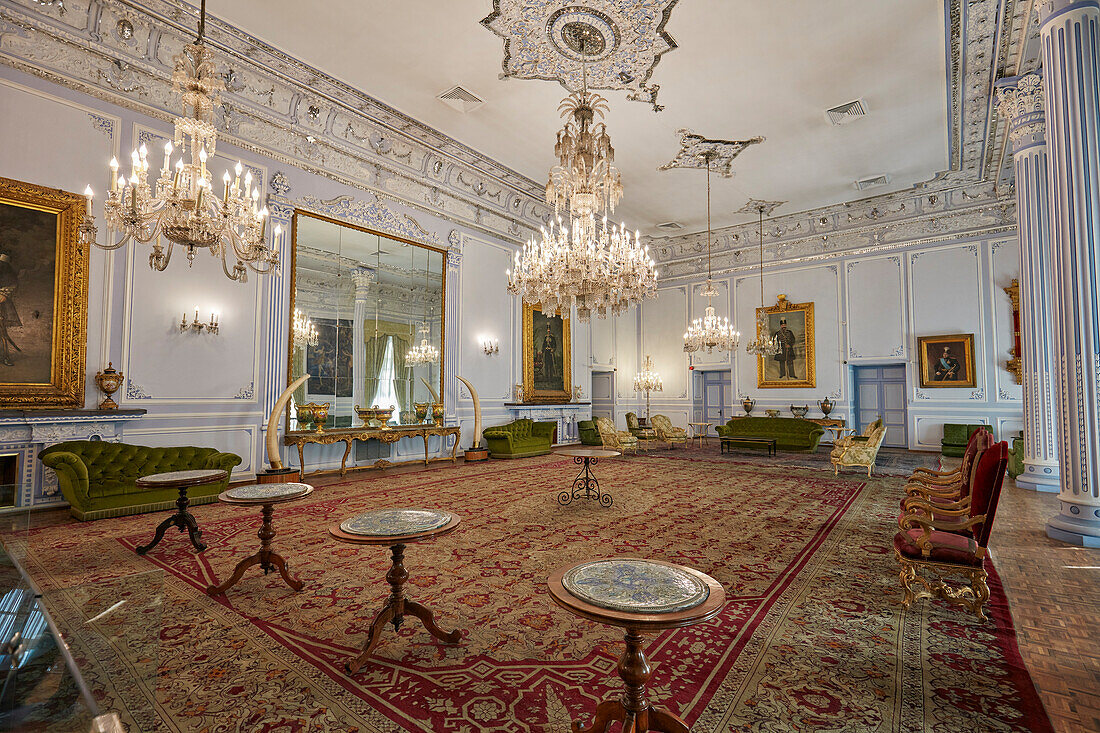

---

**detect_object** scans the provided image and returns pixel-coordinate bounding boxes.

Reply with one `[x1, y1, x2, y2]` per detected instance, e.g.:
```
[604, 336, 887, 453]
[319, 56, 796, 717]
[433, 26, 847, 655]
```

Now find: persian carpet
[14, 453, 1051, 732]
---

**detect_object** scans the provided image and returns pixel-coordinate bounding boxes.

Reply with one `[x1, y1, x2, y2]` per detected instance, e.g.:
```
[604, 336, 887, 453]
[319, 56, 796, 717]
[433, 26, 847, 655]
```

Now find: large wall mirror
[288, 211, 445, 430]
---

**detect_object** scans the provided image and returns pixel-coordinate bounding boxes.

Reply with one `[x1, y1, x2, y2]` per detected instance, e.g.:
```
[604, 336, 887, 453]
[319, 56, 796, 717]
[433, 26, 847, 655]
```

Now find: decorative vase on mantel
[94, 363, 124, 410]
[742, 397, 755, 415]
[819, 397, 834, 417]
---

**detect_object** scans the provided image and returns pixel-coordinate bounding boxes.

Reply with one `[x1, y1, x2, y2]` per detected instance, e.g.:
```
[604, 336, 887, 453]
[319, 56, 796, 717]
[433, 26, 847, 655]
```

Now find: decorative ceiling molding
[735, 198, 786, 217]
[481, 0, 680, 112]
[0, 0, 548, 244]
[657, 129, 765, 177]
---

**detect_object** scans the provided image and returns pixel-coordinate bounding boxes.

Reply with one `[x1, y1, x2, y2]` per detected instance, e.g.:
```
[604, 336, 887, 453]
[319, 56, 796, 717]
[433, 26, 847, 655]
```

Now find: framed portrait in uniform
[0, 177, 88, 408]
[917, 334, 976, 388]
[755, 295, 816, 389]
[522, 303, 571, 402]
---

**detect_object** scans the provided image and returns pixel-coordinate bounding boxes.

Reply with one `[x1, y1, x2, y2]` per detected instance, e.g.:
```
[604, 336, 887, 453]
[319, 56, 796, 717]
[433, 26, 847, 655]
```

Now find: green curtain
[363, 320, 414, 407]
[391, 334, 410, 411]
[292, 347, 307, 410]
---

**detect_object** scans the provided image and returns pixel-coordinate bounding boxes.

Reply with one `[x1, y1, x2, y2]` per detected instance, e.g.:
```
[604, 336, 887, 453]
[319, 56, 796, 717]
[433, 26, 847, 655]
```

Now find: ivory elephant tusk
[420, 376, 440, 404]
[456, 375, 482, 448]
[266, 374, 310, 469]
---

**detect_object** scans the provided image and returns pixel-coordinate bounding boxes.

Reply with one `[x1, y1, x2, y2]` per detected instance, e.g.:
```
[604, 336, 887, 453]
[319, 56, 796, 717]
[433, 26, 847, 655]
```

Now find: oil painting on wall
[917, 333, 976, 388]
[756, 295, 816, 389]
[0, 177, 87, 408]
[523, 303, 571, 402]
[306, 317, 354, 396]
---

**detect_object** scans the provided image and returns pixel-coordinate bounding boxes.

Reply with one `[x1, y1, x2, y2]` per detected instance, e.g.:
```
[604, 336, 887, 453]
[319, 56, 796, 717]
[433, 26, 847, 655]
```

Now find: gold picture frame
[522, 302, 571, 402]
[756, 294, 816, 389]
[917, 333, 976, 388]
[0, 177, 89, 408]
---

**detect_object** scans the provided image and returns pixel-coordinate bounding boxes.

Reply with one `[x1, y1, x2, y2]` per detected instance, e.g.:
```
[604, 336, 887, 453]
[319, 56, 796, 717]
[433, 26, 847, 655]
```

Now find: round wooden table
[134, 469, 227, 555]
[687, 422, 712, 448]
[205, 482, 314, 596]
[548, 558, 726, 733]
[554, 449, 621, 507]
[329, 509, 464, 674]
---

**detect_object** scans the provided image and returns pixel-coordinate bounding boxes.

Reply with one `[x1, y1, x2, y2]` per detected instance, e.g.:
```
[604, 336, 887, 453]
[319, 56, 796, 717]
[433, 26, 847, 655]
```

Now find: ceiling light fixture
[683, 153, 739, 353]
[745, 203, 781, 358]
[78, 0, 279, 282]
[506, 28, 657, 321]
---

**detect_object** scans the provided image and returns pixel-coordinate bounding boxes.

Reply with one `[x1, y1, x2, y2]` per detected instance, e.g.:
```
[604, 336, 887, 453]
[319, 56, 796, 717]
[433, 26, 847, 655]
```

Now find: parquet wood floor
[990, 480, 1100, 733]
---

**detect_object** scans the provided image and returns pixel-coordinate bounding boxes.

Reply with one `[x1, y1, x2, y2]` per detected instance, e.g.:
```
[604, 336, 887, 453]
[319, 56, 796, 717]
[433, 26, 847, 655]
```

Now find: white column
[351, 269, 373, 415]
[1039, 0, 1100, 546]
[996, 73, 1061, 492]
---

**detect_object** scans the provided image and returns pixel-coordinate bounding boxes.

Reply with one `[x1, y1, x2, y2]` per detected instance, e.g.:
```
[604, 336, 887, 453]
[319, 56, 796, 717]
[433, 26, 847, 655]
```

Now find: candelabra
[77, 0, 279, 283]
[745, 203, 780, 358]
[406, 322, 439, 366]
[633, 355, 663, 421]
[292, 308, 318, 349]
[179, 307, 219, 335]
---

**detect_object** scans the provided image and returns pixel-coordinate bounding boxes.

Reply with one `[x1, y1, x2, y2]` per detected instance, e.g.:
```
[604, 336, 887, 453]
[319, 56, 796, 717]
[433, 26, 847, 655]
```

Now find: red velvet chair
[907, 427, 992, 489]
[899, 429, 994, 516]
[893, 441, 1009, 620]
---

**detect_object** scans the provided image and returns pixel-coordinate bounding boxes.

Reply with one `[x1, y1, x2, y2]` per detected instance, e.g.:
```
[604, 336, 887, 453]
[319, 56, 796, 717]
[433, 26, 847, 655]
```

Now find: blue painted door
[694, 370, 731, 427]
[851, 365, 907, 447]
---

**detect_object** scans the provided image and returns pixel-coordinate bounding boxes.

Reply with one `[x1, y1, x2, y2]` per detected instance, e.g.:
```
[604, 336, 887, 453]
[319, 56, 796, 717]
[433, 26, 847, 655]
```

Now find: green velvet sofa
[578, 420, 603, 446]
[483, 419, 556, 458]
[716, 417, 825, 453]
[942, 424, 994, 457]
[1008, 435, 1024, 479]
[39, 441, 242, 521]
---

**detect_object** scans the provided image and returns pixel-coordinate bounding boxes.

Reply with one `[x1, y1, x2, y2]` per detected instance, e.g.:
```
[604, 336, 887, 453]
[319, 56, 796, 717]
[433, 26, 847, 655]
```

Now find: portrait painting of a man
[523, 303, 571, 401]
[0, 201, 60, 383]
[918, 334, 976, 388]
[756, 296, 816, 388]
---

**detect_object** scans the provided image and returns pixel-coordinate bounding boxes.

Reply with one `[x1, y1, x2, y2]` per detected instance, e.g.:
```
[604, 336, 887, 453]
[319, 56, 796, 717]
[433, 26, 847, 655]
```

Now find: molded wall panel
[990, 239, 1023, 402]
[641, 287, 689, 400]
[846, 256, 906, 360]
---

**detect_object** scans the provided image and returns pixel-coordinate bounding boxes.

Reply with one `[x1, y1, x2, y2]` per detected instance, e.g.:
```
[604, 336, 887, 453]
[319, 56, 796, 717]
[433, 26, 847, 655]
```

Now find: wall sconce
[179, 306, 219, 335]
[481, 337, 499, 356]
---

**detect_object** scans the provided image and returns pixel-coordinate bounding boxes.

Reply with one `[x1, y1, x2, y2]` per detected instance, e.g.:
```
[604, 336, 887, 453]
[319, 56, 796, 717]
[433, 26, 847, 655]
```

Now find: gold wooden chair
[595, 416, 638, 454]
[650, 415, 688, 449]
[831, 420, 887, 476]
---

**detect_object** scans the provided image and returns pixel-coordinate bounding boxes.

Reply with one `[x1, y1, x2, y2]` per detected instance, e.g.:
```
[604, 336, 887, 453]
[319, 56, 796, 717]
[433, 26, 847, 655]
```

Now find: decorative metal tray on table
[340, 508, 452, 537]
[226, 483, 311, 501]
[562, 559, 710, 614]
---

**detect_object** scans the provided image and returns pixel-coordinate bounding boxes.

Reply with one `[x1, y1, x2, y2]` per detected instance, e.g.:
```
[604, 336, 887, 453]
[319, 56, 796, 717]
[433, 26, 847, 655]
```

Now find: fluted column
[351, 269, 374, 416]
[995, 73, 1061, 492]
[1039, 0, 1100, 546]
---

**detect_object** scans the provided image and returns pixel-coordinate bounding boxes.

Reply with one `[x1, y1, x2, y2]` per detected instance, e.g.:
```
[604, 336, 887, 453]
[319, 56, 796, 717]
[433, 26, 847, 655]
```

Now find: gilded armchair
[894, 441, 1008, 620]
[650, 415, 688, 448]
[903, 429, 993, 507]
[830, 422, 887, 476]
[595, 416, 638, 454]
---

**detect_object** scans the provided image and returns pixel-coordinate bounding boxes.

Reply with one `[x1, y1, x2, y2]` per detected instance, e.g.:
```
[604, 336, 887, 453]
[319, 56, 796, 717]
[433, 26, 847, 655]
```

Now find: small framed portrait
[0, 177, 89, 408]
[917, 334, 976, 388]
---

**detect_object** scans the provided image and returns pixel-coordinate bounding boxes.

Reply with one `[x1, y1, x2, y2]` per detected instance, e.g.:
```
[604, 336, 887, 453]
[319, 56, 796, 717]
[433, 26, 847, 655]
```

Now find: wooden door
[852, 365, 907, 447]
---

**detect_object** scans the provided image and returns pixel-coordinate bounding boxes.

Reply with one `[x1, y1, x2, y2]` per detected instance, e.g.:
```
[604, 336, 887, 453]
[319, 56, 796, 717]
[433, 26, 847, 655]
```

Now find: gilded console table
[284, 425, 461, 476]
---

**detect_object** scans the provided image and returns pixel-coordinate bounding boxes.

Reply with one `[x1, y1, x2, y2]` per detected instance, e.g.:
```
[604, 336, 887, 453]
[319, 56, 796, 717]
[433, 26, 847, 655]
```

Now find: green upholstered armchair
[942, 423, 993, 457]
[625, 412, 643, 436]
[39, 441, 242, 521]
[595, 416, 638, 454]
[577, 420, 603, 446]
[650, 415, 687, 447]
[483, 418, 556, 458]
[1008, 435, 1024, 479]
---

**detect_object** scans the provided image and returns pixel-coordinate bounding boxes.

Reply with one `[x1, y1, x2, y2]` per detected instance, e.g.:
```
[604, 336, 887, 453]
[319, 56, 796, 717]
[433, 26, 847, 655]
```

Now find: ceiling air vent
[437, 85, 484, 113]
[825, 99, 867, 125]
[854, 174, 890, 191]
[655, 221, 684, 231]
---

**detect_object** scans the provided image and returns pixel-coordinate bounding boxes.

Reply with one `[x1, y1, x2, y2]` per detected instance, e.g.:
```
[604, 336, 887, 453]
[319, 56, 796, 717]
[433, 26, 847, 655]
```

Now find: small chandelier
[684, 153, 740, 353]
[291, 308, 318, 350]
[77, 0, 278, 283]
[745, 203, 780, 358]
[633, 354, 663, 420]
[506, 29, 657, 321]
[406, 321, 439, 366]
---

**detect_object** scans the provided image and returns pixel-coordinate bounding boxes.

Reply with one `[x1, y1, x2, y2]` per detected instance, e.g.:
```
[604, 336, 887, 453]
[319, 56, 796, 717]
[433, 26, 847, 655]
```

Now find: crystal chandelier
[406, 321, 439, 366]
[633, 354, 663, 420]
[683, 153, 740, 353]
[745, 204, 780, 357]
[77, 0, 278, 283]
[291, 308, 318, 350]
[506, 31, 657, 321]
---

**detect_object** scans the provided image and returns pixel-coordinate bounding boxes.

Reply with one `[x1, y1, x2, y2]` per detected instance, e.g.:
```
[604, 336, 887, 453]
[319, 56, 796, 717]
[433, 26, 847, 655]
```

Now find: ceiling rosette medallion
[737, 198, 786, 217]
[658, 129, 765, 177]
[481, 0, 681, 111]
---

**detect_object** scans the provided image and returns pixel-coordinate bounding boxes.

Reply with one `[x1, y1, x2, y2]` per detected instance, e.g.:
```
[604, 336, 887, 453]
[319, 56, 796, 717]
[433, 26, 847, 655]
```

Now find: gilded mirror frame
[286, 209, 447, 431]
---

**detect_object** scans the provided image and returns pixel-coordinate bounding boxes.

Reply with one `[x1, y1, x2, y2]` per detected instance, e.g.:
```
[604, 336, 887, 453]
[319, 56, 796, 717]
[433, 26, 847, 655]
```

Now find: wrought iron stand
[559, 455, 613, 508]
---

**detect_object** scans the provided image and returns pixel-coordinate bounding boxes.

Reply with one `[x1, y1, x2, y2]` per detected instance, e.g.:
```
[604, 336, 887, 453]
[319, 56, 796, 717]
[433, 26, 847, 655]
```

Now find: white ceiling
[211, 1, 948, 236]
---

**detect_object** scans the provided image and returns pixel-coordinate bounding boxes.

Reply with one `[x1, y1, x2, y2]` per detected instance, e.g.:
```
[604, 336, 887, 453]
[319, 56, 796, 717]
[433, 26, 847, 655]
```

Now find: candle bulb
[173, 158, 183, 194]
[83, 185, 93, 212]
[198, 148, 207, 178]
[244, 170, 252, 200]
[274, 224, 282, 241]
[222, 170, 230, 201]
[129, 174, 139, 214]
[162, 141, 173, 173]
[109, 157, 119, 192]
[194, 306, 199, 323]
[196, 178, 206, 210]
[233, 162, 243, 197]
[209, 312, 215, 326]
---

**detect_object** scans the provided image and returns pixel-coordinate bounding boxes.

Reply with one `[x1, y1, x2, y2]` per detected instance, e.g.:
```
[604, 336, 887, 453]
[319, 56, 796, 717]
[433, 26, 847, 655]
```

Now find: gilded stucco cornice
[0, 0, 547, 244]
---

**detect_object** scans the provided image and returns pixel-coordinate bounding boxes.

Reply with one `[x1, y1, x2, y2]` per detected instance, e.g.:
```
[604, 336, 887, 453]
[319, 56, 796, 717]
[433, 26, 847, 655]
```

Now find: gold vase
[93, 362, 124, 410]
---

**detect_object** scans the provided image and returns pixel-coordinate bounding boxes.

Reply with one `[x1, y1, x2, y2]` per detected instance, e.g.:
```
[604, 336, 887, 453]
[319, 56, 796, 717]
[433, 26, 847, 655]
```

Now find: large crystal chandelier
[633, 354, 663, 420]
[745, 204, 780, 357]
[683, 154, 740, 353]
[291, 308, 318, 350]
[406, 318, 439, 366]
[77, 0, 278, 283]
[506, 31, 657, 321]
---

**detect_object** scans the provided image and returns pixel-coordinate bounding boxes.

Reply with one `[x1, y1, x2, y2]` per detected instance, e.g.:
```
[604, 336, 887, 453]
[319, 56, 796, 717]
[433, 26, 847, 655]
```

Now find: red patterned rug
[17, 453, 1050, 732]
